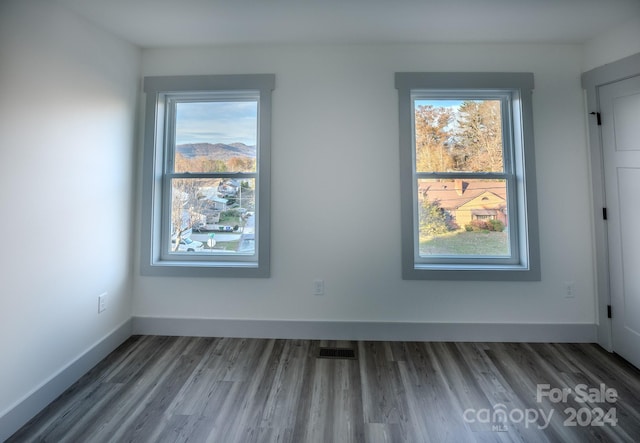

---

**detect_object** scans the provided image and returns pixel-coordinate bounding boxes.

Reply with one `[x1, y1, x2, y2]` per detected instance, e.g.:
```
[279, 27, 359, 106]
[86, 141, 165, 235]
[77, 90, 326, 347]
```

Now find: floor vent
[318, 347, 357, 360]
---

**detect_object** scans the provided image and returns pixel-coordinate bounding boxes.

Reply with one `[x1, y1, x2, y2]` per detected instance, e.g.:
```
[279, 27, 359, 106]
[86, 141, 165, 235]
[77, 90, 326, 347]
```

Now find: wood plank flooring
[8, 336, 640, 442]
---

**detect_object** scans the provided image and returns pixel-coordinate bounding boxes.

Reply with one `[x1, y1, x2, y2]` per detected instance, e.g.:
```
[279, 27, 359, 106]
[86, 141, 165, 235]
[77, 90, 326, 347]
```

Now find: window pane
[414, 99, 504, 173]
[417, 178, 510, 257]
[170, 178, 256, 255]
[174, 101, 258, 173]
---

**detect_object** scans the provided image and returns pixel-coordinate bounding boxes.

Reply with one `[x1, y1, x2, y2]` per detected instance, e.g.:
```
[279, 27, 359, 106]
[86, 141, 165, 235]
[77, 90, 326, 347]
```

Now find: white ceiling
[56, 0, 640, 48]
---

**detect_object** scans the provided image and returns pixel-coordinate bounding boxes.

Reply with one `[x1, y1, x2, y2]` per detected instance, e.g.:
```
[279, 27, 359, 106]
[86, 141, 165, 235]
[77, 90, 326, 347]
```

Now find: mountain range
[176, 142, 256, 160]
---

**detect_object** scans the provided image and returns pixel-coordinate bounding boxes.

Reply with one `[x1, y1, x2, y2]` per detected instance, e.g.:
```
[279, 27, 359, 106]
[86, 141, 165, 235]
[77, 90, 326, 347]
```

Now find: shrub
[222, 209, 241, 218]
[465, 219, 505, 232]
[466, 220, 485, 232]
[488, 219, 505, 232]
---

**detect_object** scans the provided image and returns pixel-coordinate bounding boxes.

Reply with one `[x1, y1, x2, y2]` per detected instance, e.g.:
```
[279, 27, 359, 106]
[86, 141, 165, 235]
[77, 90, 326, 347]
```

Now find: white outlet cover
[98, 292, 107, 312]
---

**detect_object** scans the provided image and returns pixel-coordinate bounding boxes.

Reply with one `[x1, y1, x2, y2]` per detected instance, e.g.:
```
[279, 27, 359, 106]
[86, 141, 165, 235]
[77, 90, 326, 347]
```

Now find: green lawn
[218, 213, 242, 226]
[209, 240, 239, 251]
[420, 231, 509, 256]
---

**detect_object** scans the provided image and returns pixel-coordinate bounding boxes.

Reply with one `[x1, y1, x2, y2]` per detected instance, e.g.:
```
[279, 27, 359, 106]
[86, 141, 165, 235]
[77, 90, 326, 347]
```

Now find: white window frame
[141, 74, 274, 277]
[395, 72, 540, 281]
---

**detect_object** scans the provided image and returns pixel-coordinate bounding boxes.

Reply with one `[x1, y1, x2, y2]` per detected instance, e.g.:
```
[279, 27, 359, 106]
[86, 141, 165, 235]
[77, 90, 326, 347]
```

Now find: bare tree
[414, 105, 453, 172]
[171, 179, 206, 251]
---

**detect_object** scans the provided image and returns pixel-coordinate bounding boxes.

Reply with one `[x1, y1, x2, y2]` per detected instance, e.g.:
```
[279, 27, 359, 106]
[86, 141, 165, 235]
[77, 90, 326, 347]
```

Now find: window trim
[140, 74, 274, 277]
[395, 72, 540, 281]
[160, 93, 259, 265]
[411, 90, 519, 266]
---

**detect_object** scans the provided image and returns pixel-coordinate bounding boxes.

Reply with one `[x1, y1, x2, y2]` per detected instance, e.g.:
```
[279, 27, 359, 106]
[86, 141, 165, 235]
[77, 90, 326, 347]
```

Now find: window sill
[404, 263, 540, 281]
[141, 259, 268, 278]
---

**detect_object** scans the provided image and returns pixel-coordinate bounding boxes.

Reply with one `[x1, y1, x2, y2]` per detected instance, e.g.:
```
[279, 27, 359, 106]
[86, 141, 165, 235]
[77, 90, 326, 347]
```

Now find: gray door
[600, 74, 640, 369]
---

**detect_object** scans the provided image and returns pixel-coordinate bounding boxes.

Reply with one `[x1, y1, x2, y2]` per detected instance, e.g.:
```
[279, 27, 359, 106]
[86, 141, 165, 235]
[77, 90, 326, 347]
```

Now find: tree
[452, 100, 503, 172]
[414, 105, 453, 172]
[174, 153, 228, 173]
[171, 179, 206, 251]
[419, 199, 458, 238]
[174, 153, 196, 172]
[227, 156, 255, 172]
[171, 188, 190, 251]
[201, 159, 228, 173]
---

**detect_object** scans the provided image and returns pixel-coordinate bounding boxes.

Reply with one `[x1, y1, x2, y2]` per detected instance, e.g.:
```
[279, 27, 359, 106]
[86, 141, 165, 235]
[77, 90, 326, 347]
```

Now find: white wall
[583, 15, 640, 72]
[0, 0, 139, 425]
[134, 43, 596, 327]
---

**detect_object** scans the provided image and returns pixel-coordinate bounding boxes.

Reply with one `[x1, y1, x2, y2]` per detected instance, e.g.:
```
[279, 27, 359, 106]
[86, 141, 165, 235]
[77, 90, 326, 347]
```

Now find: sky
[175, 100, 258, 146]
[415, 99, 465, 109]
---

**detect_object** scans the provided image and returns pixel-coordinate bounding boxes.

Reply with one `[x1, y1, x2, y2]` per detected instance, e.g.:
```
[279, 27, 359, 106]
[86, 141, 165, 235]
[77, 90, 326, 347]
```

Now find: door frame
[582, 52, 640, 351]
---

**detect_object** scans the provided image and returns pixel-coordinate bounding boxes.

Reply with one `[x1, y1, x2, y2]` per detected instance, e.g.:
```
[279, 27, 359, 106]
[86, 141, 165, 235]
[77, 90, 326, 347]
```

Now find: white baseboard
[0, 319, 132, 442]
[132, 316, 597, 343]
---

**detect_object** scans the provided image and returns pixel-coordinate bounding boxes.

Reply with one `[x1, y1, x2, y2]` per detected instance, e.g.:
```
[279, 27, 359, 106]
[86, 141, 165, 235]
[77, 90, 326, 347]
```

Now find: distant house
[418, 179, 507, 228]
[199, 187, 228, 211]
[204, 210, 221, 224]
[218, 179, 240, 197]
[208, 196, 228, 211]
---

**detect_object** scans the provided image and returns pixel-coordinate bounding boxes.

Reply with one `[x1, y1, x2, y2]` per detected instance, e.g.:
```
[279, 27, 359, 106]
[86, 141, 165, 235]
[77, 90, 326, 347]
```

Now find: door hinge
[603, 207, 608, 220]
[607, 305, 612, 319]
[590, 112, 602, 126]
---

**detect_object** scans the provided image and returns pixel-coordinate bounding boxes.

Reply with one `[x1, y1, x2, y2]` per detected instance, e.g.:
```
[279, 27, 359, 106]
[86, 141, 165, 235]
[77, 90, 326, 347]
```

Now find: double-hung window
[395, 73, 540, 280]
[141, 74, 274, 277]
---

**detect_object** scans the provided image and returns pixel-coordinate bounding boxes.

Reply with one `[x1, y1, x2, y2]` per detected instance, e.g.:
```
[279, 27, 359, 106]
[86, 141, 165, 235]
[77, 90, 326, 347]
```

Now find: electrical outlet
[313, 279, 325, 296]
[98, 292, 107, 313]
[563, 282, 575, 298]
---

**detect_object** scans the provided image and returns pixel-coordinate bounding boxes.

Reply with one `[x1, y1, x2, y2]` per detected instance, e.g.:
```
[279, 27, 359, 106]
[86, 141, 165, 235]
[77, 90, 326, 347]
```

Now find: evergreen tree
[419, 199, 457, 238]
[453, 100, 503, 172]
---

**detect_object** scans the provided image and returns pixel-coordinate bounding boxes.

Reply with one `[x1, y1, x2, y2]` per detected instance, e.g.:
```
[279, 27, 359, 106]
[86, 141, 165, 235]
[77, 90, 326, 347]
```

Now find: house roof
[418, 180, 506, 210]
[199, 187, 228, 203]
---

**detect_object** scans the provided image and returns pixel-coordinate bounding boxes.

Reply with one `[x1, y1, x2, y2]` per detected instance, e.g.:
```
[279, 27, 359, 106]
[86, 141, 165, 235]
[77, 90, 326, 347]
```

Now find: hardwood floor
[8, 336, 640, 442]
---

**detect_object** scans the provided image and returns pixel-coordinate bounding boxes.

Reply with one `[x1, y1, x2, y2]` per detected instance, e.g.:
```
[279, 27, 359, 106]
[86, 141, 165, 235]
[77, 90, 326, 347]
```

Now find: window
[141, 75, 274, 277]
[395, 73, 540, 281]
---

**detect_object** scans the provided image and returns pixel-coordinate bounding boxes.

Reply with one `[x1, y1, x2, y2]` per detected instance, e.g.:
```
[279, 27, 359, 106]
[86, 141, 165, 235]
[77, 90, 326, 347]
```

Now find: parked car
[172, 237, 204, 252]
